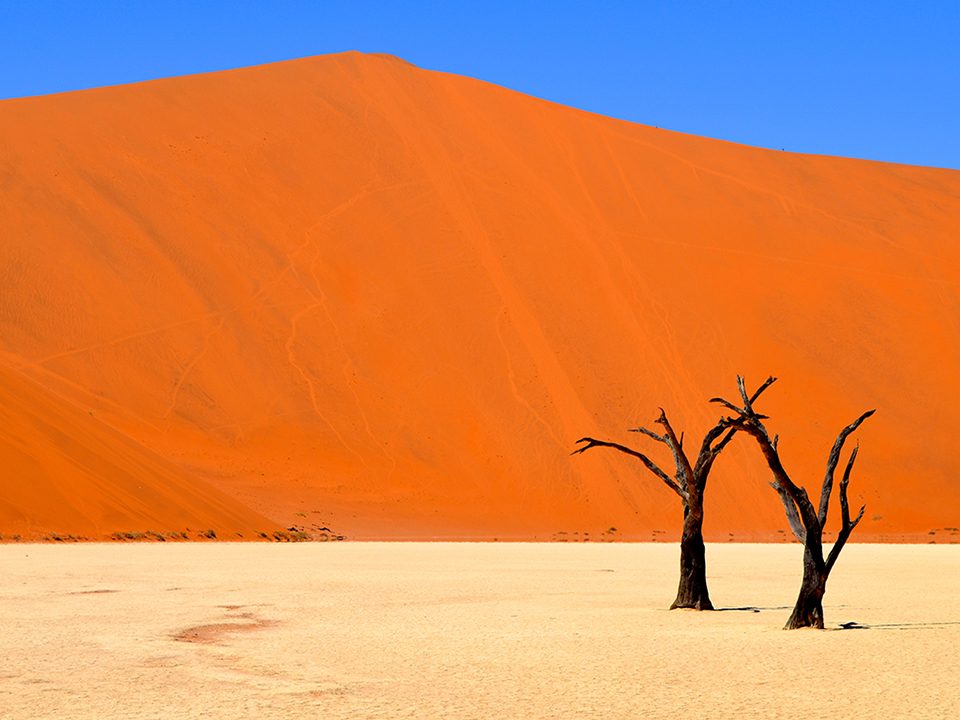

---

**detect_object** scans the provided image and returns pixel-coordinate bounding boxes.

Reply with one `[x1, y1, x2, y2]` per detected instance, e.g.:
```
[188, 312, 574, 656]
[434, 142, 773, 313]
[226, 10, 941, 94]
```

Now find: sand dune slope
[0, 363, 274, 539]
[1, 52, 958, 539]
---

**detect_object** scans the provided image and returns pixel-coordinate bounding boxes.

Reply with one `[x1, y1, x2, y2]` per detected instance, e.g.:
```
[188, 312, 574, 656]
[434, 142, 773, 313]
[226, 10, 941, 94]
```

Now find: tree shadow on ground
[836, 620, 960, 630]
[717, 606, 791, 613]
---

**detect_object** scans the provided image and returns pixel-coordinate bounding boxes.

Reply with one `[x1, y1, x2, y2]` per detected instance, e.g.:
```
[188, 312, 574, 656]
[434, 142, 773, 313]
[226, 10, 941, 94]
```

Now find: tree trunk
[671, 504, 713, 610]
[784, 538, 827, 629]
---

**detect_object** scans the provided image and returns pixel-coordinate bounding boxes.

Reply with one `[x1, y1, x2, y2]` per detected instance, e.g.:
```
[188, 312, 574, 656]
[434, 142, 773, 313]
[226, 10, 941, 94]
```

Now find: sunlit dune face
[0, 52, 958, 540]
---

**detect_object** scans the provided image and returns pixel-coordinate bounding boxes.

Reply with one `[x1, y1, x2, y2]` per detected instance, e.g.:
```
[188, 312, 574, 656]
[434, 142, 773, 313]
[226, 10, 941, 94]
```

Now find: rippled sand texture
[1, 543, 957, 719]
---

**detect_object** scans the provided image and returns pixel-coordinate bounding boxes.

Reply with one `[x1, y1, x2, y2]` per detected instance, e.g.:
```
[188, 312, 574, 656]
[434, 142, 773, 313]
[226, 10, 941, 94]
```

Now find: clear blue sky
[2, 1, 958, 169]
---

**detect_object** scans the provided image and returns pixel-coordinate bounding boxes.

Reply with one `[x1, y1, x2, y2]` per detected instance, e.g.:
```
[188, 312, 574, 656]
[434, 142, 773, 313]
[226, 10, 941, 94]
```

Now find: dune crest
[1, 52, 958, 540]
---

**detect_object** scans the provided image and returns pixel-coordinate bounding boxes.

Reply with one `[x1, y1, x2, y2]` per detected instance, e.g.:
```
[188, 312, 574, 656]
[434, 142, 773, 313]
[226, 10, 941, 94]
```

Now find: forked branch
[818, 410, 876, 525]
[711, 375, 816, 526]
[691, 418, 743, 482]
[654, 408, 695, 488]
[825, 444, 867, 574]
[709, 375, 776, 418]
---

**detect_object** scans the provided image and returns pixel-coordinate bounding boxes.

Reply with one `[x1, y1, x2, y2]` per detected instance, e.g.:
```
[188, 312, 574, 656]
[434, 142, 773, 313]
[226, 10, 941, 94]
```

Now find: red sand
[1, 52, 958, 541]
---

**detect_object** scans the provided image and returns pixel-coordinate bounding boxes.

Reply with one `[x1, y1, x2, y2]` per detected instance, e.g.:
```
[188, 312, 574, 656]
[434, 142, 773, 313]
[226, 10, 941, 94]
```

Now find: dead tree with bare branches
[712, 376, 874, 629]
[571, 391, 771, 610]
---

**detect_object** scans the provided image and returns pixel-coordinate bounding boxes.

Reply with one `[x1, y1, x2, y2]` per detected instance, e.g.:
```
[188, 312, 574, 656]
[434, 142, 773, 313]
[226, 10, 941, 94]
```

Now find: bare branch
[654, 408, 695, 491]
[735, 375, 774, 420]
[697, 419, 731, 454]
[654, 408, 683, 448]
[737, 375, 751, 409]
[691, 416, 743, 482]
[711, 376, 776, 420]
[839, 445, 860, 527]
[771, 482, 806, 542]
[572, 437, 686, 499]
[851, 504, 866, 530]
[706, 402, 767, 421]
[628, 426, 668, 444]
[711, 426, 739, 455]
[692, 427, 739, 483]
[735, 414, 819, 529]
[716, 377, 829, 531]
[749, 376, 778, 405]
[819, 410, 875, 525]
[709, 396, 745, 415]
[826, 445, 866, 575]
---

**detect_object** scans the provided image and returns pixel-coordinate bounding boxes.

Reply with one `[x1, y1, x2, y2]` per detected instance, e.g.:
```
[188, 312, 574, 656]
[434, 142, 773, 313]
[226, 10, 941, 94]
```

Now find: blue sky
[1, 1, 958, 168]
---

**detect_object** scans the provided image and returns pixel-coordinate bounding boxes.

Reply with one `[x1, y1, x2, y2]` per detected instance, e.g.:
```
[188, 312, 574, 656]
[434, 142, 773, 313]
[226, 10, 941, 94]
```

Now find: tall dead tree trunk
[712, 376, 874, 629]
[673, 503, 709, 609]
[572, 390, 769, 610]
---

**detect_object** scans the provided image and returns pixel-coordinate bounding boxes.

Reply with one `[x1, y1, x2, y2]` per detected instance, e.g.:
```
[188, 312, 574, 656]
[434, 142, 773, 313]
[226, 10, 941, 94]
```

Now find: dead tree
[712, 376, 874, 629]
[571, 392, 770, 610]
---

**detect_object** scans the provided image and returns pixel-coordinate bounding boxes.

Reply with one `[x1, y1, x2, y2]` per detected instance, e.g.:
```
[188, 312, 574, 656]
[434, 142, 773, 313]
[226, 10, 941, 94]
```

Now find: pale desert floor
[1, 543, 957, 719]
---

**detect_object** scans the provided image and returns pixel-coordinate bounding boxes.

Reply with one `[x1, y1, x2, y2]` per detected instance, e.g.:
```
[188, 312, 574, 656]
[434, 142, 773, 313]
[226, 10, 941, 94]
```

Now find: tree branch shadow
[717, 605, 791, 613]
[836, 620, 960, 631]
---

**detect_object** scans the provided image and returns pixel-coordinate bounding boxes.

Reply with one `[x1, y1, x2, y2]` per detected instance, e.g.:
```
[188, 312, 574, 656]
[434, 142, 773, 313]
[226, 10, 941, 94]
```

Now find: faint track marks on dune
[304, 257, 397, 478]
[163, 316, 226, 419]
[283, 299, 368, 468]
[31, 311, 222, 366]
[494, 307, 565, 451]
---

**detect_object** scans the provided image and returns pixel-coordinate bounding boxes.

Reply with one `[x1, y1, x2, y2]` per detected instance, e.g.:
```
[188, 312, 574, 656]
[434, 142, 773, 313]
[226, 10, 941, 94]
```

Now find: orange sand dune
[0, 363, 275, 540]
[1, 52, 958, 541]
